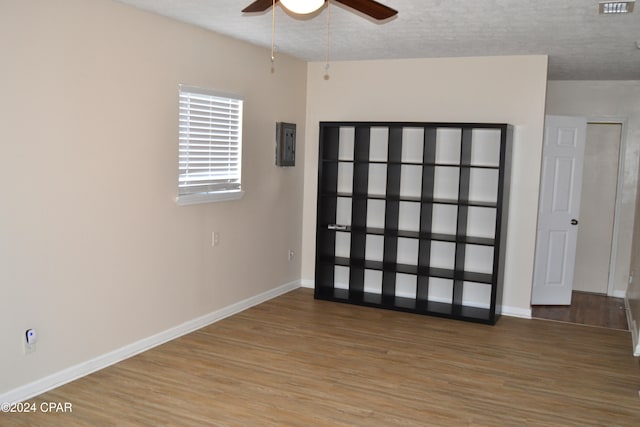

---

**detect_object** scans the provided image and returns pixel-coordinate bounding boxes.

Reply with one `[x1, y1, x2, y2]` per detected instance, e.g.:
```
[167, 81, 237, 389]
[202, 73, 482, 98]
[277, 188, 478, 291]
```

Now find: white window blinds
[178, 85, 243, 202]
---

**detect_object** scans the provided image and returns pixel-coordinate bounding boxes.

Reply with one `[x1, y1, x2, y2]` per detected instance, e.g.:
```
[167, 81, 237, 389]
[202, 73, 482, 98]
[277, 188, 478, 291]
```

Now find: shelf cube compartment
[368, 163, 388, 197]
[337, 162, 353, 194]
[431, 204, 458, 235]
[461, 281, 492, 309]
[400, 165, 423, 198]
[470, 128, 502, 167]
[401, 127, 425, 163]
[334, 266, 350, 290]
[338, 127, 355, 160]
[428, 277, 454, 305]
[367, 199, 386, 229]
[429, 241, 456, 270]
[365, 235, 385, 262]
[465, 206, 496, 240]
[396, 273, 417, 299]
[335, 197, 352, 227]
[397, 237, 419, 265]
[433, 166, 460, 200]
[463, 244, 495, 275]
[364, 269, 383, 295]
[468, 168, 499, 204]
[369, 127, 389, 162]
[398, 201, 421, 232]
[335, 231, 351, 258]
[436, 128, 462, 164]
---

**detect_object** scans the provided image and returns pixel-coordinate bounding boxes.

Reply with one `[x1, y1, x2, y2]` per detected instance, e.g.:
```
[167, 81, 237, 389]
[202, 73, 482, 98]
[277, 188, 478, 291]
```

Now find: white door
[531, 115, 587, 305]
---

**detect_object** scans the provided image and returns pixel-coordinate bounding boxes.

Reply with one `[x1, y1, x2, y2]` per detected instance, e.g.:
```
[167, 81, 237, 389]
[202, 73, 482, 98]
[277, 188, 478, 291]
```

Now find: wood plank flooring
[3, 288, 640, 426]
[532, 291, 628, 330]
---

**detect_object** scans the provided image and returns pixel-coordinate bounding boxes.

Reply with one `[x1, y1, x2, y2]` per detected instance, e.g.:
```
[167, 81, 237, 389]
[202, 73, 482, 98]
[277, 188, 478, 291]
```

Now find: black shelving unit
[314, 122, 512, 324]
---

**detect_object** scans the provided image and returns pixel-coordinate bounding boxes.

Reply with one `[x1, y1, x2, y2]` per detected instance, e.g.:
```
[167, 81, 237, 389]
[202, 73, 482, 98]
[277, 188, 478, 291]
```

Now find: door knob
[571, 219, 579, 225]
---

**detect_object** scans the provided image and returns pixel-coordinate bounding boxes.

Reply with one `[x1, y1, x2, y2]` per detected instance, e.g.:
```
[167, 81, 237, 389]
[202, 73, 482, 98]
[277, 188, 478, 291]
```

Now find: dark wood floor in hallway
[531, 291, 628, 330]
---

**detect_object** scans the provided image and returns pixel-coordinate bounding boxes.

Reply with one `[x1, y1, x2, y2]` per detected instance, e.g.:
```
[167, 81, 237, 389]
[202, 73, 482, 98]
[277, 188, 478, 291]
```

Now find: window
[177, 85, 244, 205]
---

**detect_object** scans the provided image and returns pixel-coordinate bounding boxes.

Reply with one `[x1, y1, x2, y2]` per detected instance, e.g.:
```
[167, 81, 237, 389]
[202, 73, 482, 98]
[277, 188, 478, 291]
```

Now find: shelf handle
[327, 224, 347, 231]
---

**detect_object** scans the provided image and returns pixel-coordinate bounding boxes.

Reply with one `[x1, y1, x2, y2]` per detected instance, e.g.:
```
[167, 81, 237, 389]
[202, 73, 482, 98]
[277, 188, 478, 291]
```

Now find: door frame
[532, 116, 628, 304]
[587, 118, 628, 297]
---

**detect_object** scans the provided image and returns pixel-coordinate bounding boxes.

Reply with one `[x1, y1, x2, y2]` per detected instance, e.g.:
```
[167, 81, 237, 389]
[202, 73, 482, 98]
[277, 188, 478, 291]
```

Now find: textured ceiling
[115, 0, 640, 80]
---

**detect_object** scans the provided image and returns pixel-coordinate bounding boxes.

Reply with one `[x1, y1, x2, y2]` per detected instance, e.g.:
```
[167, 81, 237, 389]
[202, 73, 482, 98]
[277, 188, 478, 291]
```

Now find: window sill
[176, 190, 245, 206]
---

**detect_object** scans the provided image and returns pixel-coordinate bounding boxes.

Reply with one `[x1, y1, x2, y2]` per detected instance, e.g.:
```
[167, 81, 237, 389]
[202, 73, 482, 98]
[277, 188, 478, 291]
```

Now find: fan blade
[242, 0, 279, 13]
[334, 0, 397, 20]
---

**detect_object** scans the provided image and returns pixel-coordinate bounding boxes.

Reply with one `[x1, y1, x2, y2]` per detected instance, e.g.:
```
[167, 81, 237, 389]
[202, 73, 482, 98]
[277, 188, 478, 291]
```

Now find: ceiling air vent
[599, 1, 635, 14]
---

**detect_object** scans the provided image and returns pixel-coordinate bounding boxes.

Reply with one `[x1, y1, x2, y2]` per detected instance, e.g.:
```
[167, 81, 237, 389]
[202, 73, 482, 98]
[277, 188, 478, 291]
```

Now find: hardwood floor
[532, 291, 629, 330]
[3, 288, 640, 426]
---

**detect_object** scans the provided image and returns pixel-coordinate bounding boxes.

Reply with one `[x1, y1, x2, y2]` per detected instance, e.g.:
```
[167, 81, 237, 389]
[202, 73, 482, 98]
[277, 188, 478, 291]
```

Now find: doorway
[532, 121, 627, 329]
[573, 122, 622, 295]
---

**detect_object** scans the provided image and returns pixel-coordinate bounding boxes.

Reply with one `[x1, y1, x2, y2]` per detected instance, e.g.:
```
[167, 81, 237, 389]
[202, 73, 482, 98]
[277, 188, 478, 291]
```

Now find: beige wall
[0, 0, 307, 394]
[301, 56, 549, 315]
[545, 82, 640, 300]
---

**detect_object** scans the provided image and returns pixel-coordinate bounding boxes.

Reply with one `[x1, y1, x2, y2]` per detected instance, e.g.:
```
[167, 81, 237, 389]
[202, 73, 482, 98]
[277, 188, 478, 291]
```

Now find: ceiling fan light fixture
[279, 0, 325, 15]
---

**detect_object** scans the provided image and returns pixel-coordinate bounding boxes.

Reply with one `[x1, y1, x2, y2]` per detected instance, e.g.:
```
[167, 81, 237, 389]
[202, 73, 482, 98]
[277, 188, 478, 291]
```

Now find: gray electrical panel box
[276, 122, 296, 167]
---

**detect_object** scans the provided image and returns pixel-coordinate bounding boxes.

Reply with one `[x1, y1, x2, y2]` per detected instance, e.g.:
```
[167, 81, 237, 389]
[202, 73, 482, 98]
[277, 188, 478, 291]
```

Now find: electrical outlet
[288, 250, 294, 261]
[24, 329, 37, 354]
[212, 231, 220, 247]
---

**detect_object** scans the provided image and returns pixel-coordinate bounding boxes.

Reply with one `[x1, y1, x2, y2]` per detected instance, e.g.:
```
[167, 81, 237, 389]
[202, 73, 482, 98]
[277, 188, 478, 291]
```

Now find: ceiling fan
[242, 0, 398, 21]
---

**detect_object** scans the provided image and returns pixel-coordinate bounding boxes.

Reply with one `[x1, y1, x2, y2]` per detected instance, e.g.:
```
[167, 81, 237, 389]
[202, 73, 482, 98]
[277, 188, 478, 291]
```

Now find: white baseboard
[300, 279, 314, 289]
[612, 290, 626, 299]
[2, 278, 535, 404]
[1, 280, 301, 405]
[500, 306, 532, 319]
[300, 279, 532, 319]
[624, 296, 640, 357]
